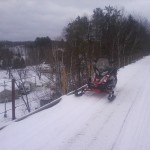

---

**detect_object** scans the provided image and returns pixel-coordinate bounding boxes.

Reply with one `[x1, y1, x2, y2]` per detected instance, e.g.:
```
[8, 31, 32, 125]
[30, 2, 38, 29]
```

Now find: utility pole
[12, 78, 16, 120]
[3, 81, 7, 118]
[4, 98, 8, 118]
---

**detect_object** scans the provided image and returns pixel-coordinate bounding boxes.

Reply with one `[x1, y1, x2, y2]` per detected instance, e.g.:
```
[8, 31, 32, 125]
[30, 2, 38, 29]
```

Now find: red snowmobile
[75, 58, 117, 101]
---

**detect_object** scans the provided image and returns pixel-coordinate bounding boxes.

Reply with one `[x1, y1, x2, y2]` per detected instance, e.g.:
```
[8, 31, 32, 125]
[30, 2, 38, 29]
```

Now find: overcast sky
[0, 0, 150, 41]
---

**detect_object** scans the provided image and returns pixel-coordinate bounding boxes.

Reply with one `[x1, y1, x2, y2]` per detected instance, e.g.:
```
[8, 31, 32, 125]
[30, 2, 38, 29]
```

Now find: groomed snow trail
[0, 56, 150, 150]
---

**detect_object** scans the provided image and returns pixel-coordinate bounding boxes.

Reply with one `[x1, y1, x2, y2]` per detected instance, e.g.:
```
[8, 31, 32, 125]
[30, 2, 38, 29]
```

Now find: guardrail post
[12, 78, 16, 120]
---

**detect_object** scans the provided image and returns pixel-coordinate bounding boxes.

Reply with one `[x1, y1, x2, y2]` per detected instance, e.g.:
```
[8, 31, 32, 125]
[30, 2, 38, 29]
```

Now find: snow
[1, 56, 150, 150]
[0, 68, 50, 126]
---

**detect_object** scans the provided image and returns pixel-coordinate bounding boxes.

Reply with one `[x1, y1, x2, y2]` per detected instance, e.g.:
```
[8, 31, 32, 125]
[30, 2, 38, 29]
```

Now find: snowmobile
[75, 58, 118, 101]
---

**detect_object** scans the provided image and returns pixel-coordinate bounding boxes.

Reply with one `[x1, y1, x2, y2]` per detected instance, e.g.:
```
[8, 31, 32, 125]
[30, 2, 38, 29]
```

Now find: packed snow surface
[1, 56, 150, 150]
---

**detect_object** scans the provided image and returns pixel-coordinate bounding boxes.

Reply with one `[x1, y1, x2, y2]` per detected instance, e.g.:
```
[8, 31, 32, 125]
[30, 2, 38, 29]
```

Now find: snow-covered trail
[0, 56, 150, 150]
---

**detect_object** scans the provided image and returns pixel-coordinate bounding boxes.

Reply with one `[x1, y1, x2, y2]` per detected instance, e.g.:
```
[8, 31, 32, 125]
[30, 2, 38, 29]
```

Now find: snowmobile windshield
[96, 58, 110, 72]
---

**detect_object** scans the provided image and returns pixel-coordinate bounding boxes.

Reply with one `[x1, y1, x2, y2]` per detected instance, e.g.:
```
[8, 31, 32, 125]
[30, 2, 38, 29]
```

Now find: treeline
[62, 6, 150, 89]
[26, 37, 65, 65]
[64, 6, 150, 66]
[0, 38, 64, 69]
[0, 43, 26, 69]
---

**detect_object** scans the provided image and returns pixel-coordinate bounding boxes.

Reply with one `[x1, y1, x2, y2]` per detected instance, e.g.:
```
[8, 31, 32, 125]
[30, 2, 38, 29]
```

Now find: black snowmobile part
[74, 88, 85, 96]
[108, 94, 116, 101]
[108, 91, 116, 101]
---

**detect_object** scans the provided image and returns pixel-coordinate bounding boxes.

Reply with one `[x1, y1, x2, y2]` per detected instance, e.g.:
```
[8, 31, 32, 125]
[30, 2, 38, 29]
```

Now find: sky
[0, 0, 150, 41]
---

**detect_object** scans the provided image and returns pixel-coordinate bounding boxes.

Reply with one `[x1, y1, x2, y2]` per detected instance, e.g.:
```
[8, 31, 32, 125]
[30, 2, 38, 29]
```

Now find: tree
[20, 57, 26, 69]
[63, 6, 150, 89]
[34, 36, 52, 64]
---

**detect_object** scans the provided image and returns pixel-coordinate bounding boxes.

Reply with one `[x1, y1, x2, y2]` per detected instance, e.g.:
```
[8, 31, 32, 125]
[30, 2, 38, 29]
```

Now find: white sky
[0, 0, 150, 41]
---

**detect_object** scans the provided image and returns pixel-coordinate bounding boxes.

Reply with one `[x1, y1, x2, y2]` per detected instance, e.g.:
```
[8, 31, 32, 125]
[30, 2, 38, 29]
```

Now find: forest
[0, 6, 150, 95]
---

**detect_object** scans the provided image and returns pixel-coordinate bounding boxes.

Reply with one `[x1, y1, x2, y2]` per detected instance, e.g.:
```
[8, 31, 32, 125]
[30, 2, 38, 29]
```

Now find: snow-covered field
[0, 56, 150, 150]
[0, 68, 50, 126]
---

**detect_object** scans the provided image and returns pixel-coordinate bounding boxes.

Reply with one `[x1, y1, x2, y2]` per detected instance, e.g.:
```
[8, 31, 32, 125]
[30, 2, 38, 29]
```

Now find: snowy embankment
[0, 56, 150, 150]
